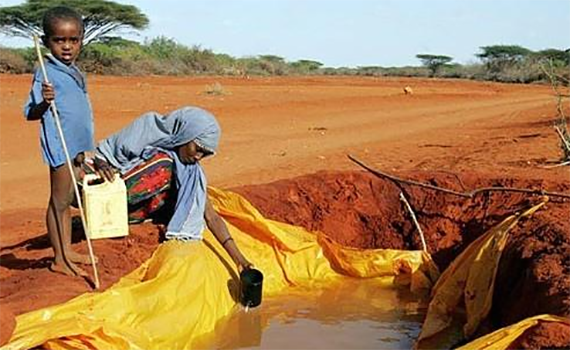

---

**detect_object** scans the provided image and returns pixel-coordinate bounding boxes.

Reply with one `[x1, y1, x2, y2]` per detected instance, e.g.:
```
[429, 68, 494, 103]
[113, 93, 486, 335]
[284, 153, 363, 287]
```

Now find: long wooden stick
[399, 192, 428, 252]
[33, 36, 100, 289]
[348, 155, 570, 200]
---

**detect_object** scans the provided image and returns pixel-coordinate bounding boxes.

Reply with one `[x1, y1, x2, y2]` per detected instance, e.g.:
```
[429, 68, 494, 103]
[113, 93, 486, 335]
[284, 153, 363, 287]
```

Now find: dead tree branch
[399, 192, 428, 252]
[540, 61, 570, 162]
[348, 155, 570, 200]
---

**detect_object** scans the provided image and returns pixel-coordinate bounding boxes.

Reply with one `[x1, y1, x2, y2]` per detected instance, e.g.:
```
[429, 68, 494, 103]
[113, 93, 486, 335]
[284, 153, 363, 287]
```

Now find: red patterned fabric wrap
[82, 152, 174, 223]
[123, 152, 174, 223]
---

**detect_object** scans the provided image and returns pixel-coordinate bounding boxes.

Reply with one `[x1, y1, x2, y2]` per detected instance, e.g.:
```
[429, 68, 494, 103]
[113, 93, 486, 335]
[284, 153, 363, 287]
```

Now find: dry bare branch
[399, 192, 428, 252]
[540, 61, 570, 163]
[348, 155, 570, 200]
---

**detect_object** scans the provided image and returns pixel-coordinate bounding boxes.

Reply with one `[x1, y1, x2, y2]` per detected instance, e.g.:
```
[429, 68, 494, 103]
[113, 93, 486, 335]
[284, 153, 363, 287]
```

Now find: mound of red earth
[509, 321, 570, 350]
[0, 306, 16, 346]
[1, 170, 568, 349]
[234, 170, 570, 349]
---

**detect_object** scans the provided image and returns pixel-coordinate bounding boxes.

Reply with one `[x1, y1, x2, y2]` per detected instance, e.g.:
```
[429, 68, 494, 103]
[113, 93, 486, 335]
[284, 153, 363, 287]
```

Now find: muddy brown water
[234, 170, 570, 348]
[198, 278, 426, 349]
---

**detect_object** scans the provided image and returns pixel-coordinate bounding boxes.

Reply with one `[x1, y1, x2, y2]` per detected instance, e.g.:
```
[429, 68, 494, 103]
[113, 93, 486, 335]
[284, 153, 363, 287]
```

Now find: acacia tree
[416, 54, 453, 76]
[476, 45, 532, 72]
[0, 0, 148, 44]
[258, 55, 285, 63]
[534, 48, 570, 65]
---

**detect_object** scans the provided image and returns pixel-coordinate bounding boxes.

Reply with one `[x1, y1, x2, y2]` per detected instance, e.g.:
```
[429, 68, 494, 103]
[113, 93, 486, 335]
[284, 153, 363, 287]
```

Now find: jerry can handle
[83, 173, 100, 188]
[83, 173, 121, 188]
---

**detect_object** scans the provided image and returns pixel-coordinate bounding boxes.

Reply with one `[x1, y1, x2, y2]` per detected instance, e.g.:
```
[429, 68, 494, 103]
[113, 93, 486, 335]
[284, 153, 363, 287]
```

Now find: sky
[1, 0, 569, 67]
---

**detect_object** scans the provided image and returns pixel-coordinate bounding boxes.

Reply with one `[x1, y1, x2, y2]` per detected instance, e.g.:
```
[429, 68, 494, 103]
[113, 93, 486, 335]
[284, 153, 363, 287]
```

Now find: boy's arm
[26, 82, 54, 121]
[26, 100, 50, 120]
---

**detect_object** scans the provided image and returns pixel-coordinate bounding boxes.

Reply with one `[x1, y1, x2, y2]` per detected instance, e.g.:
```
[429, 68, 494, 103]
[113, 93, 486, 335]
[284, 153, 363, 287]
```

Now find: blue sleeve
[23, 69, 44, 120]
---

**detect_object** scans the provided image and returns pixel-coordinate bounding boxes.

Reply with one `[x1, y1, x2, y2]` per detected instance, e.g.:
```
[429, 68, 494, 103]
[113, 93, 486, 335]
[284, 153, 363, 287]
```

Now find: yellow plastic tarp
[415, 200, 547, 350]
[3, 187, 439, 350]
[457, 314, 570, 350]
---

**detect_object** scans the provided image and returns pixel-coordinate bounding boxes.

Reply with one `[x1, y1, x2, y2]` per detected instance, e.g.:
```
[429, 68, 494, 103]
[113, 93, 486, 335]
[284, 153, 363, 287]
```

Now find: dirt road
[1, 75, 565, 219]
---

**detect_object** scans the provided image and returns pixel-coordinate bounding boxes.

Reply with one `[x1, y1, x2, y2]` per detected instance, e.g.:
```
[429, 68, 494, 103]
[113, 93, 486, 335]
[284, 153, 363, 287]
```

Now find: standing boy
[25, 6, 96, 276]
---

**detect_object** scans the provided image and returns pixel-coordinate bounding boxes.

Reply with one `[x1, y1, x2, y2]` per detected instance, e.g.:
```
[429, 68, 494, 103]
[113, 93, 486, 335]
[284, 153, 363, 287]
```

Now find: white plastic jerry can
[82, 174, 129, 239]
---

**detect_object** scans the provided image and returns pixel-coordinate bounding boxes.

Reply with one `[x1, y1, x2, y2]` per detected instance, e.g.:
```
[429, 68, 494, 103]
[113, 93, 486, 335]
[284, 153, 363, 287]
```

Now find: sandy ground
[1, 74, 569, 347]
[2, 75, 566, 217]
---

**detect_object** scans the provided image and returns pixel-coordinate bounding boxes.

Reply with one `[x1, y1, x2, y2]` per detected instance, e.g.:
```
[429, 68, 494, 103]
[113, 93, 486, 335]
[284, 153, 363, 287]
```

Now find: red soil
[1, 74, 569, 348]
[0, 305, 15, 346]
[509, 322, 570, 350]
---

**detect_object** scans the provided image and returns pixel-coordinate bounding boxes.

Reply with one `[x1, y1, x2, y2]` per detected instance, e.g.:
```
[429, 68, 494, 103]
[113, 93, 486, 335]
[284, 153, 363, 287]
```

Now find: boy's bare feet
[49, 260, 88, 277]
[67, 251, 98, 264]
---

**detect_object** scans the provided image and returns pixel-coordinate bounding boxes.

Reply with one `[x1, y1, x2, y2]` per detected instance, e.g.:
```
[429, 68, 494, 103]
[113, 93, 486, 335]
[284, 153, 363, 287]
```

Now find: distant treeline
[1, 36, 568, 84]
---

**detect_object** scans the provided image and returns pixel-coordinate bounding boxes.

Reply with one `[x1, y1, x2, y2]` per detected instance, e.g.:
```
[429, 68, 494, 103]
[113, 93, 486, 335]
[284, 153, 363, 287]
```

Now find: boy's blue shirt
[24, 54, 94, 168]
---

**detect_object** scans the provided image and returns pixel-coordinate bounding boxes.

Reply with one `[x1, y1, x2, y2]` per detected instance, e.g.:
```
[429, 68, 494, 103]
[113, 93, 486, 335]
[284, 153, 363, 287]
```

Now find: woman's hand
[94, 156, 116, 182]
[205, 200, 255, 271]
[237, 257, 254, 272]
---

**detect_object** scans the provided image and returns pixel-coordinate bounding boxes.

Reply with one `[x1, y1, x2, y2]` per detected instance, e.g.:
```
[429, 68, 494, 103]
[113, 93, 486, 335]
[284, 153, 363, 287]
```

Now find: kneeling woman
[93, 106, 252, 270]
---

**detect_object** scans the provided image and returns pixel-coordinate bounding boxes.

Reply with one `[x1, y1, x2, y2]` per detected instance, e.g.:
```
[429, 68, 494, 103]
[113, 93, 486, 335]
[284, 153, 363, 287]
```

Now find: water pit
[1, 170, 568, 349]
[233, 170, 570, 349]
[200, 279, 425, 349]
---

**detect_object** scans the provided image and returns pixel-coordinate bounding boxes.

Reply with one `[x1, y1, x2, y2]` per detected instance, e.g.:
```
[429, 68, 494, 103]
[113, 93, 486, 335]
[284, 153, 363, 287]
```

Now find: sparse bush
[289, 59, 323, 75]
[79, 42, 123, 74]
[381, 66, 429, 77]
[0, 38, 567, 85]
[202, 82, 228, 96]
[76, 37, 149, 75]
[494, 60, 543, 83]
[242, 55, 288, 76]
[355, 66, 384, 77]
[439, 63, 486, 80]
[319, 67, 355, 76]
[0, 47, 31, 73]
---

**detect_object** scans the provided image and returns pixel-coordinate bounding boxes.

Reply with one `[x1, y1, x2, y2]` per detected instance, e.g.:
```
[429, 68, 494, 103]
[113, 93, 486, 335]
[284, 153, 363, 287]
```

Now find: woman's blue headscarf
[96, 106, 221, 241]
[97, 106, 220, 173]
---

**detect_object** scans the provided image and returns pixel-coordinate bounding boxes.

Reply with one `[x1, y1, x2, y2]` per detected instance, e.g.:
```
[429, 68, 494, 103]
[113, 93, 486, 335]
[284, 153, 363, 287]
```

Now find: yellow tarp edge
[456, 314, 570, 350]
[415, 200, 547, 349]
[3, 187, 438, 350]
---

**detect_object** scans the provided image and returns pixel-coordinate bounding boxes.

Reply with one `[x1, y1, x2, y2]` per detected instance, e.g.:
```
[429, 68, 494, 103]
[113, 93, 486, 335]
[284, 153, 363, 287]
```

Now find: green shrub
[439, 63, 486, 79]
[0, 38, 567, 84]
[355, 66, 384, 77]
[0, 47, 32, 73]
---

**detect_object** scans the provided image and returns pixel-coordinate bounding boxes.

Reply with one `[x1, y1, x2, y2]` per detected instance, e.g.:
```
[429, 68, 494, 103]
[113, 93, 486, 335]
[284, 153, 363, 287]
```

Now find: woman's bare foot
[49, 260, 88, 277]
[67, 251, 98, 264]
